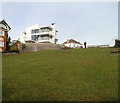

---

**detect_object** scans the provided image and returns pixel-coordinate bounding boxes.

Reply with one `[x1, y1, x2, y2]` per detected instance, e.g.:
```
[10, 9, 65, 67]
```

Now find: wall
[22, 43, 63, 52]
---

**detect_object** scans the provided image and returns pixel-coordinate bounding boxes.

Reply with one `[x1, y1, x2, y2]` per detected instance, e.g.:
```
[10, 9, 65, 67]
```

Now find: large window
[0, 41, 4, 47]
[31, 35, 37, 40]
[31, 29, 39, 34]
[0, 31, 4, 36]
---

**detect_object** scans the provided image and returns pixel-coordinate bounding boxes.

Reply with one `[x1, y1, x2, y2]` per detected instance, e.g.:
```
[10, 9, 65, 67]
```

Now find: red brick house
[0, 20, 11, 52]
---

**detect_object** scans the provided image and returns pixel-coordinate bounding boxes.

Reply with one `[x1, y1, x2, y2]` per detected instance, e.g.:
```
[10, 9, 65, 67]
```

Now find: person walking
[84, 42, 87, 48]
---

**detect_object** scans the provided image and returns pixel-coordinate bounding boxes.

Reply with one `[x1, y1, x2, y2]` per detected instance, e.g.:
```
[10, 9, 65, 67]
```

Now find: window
[31, 29, 39, 34]
[0, 41, 4, 47]
[0, 24, 6, 29]
[73, 43, 75, 47]
[31, 35, 37, 40]
[0, 37, 3, 41]
[69, 43, 71, 47]
[0, 27, 4, 29]
[0, 31, 4, 36]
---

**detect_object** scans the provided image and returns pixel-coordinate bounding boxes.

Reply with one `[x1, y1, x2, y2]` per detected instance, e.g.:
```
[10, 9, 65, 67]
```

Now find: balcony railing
[37, 38, 52, 43]
[31, 31, 54, 36]
[38, 37, 50, 40]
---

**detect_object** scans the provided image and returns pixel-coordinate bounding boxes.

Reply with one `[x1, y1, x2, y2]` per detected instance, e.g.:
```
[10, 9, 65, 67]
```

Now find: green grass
[2, 47, 118, 101]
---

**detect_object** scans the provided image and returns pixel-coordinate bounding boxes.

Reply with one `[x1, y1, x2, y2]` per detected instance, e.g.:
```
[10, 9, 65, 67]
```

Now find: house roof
[0, 20, 11, 30]
[63, 39, 82, 45]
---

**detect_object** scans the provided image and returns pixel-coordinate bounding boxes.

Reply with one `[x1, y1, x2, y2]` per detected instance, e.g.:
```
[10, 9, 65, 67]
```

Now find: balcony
[37, 37, 52, 43]
[31, 31, 54, 36]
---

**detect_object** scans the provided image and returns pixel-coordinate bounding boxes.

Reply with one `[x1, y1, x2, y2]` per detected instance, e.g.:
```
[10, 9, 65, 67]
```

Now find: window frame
[31, 29, 39, 34]
[0, 41, 4, 47]
[0, 31, 4, 36]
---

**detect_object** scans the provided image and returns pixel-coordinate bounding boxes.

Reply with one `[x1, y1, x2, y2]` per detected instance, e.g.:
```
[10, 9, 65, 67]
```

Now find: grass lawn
[2, 47, 118, 101]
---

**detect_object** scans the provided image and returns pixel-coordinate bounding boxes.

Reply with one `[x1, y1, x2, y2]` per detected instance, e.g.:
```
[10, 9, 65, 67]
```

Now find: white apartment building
[20, 23, 58, 44]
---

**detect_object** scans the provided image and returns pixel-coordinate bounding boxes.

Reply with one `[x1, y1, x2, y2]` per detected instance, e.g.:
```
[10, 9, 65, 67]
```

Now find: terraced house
[20, 23, 58, 44]
[0, 20, 11, 52]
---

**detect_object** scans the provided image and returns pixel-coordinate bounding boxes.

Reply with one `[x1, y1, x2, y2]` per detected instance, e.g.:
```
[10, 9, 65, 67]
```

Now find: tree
[6, 36, 11, 52]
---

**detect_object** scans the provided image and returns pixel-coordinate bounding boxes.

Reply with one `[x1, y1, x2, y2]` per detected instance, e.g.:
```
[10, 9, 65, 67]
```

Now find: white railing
[33, 31, 54, 36]
[38, 37, 50, 40]
[37, 37, 53, 42]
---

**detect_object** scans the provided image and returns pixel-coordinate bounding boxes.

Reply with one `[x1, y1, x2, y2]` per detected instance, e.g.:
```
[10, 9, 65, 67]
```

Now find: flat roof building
[20, 23, 58, 44]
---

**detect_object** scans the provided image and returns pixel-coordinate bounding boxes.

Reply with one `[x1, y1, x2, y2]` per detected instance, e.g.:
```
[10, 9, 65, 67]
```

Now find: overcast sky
[1, 2, 118, 46]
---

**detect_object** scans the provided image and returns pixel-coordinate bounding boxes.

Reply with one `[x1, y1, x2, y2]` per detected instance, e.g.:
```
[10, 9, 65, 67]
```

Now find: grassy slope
[2, 48, 118, 101]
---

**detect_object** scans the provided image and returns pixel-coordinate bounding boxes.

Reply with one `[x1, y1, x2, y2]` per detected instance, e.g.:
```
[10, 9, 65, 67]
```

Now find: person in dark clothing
[84, 42, 87, 48]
